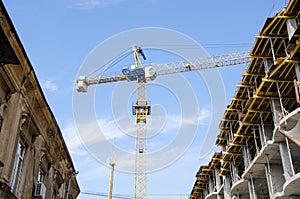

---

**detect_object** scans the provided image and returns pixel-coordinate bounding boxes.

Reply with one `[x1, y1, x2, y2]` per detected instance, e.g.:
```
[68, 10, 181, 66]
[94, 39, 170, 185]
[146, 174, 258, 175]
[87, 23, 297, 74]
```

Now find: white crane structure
[76, 45, 250, 199]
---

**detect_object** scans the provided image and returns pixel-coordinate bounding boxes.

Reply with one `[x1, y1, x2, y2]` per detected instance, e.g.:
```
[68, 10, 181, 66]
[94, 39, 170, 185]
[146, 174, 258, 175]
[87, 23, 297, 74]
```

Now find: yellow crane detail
[76, 46, 250, 199]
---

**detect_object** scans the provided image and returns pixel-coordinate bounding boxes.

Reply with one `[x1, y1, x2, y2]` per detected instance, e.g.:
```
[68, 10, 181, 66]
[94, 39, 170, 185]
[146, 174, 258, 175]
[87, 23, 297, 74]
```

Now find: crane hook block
[76, 76, 88, 92]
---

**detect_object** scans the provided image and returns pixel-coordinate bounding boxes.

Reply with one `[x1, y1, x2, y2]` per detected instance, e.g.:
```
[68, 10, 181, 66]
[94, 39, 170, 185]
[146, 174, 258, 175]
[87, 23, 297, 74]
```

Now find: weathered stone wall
[0, 2, 80, 199]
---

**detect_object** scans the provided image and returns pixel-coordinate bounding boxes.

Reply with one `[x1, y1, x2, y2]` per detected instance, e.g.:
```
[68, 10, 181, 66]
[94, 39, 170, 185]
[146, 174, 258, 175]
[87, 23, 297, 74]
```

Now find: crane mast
[132, 45, 149, 199]
[75, 47, 251, 199]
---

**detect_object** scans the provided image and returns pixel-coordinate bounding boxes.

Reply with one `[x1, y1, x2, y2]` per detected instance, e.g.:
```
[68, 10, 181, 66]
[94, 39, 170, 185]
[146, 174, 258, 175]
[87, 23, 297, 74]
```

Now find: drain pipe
[66, 171, 79, 199]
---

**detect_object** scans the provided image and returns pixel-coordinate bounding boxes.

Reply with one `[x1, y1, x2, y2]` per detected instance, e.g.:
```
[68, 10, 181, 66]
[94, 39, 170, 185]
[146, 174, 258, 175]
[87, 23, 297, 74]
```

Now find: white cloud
[62, 122, 87, 156]
[151, 108, 211, 133]
[182, 111, 210, 126]
[62, 108, 211, 173]
[41, 79, 58, 92]
[62, 118, 126, 156]
[63, 108, 210, 156]
[79, 165, 109, 182]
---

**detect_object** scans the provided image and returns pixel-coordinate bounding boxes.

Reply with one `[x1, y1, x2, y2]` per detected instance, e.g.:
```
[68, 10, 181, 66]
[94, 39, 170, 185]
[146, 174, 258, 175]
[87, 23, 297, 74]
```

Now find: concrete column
[279, 139, 295, 181]
[248, 180, 254, 199]
[265, 155, 285, 196]
[208, 176, 213, 194]
[248, 177, 258, 199]
[263, 58, 273, 73]
[258, 125, 265, 147]
[223, 176, 232, 199]
[204, 188, 208, 198]
[265, 155, 274, 197]
[245, 137, 252, 164]
[215, 168, 221, 191]
[230, 164, 237, 183]
[0, 93, 23, 183]
[238, 111, 243, 128]
[286, 18, 298, 40]
[246, 86, 251, 99]
[259, 111, 267, 145]
[265, 164, 273, 197]
[242, 145, 250, 168]
[270, 99, 281, 127]
[270, 164, 284, 193]
[252, 128, 259, 155]
[230, 122, 234, 141]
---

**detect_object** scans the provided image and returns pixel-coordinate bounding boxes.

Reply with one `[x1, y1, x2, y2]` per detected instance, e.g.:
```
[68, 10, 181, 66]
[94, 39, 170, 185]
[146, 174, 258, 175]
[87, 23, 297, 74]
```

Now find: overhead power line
[81, 191, 190, 198]
[81, 191, 132, 199]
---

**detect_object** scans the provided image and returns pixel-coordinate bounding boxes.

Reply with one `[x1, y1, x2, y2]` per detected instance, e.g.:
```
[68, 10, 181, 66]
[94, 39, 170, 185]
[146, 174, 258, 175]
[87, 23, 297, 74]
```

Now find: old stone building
[0, 2, 80, 199]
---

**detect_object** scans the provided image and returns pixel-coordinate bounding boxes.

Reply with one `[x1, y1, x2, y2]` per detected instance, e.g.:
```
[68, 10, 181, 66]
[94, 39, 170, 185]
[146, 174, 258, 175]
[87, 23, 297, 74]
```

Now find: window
[11, 142, 25, 194]
[51, 189, 57, 199]
[37, 169, 45, 183]
[0, 116, 3, 133]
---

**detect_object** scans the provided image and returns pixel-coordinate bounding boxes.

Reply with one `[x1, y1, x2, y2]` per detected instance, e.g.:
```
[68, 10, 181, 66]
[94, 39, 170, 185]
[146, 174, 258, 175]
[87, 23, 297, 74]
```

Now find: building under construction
[190, 0, 300, 198]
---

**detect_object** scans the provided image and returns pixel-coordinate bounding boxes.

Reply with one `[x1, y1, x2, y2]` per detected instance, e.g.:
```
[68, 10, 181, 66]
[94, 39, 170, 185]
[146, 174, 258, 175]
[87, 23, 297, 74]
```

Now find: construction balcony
[272, 108, 300, 197]
[190, 153, 224, 199]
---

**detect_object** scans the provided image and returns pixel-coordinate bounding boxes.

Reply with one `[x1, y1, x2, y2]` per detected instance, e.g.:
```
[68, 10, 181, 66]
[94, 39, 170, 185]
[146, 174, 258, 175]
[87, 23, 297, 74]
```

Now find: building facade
[190, 0, 300, 198]
[0, 2, 80, 199]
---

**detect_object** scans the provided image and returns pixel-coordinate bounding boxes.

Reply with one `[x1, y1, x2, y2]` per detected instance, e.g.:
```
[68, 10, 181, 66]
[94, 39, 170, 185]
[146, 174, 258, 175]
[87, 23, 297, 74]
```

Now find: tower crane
[76, 45, 250, 199]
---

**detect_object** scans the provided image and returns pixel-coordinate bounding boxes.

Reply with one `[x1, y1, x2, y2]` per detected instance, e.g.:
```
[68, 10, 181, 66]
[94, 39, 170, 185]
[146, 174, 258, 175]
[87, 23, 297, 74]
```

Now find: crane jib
[76, 52, 250, 92]
[89, 76, 126, 84]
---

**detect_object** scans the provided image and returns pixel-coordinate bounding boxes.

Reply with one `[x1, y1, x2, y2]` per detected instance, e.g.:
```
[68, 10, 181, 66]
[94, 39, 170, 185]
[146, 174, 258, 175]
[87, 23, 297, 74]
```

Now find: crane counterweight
[76, 76, 88, 92]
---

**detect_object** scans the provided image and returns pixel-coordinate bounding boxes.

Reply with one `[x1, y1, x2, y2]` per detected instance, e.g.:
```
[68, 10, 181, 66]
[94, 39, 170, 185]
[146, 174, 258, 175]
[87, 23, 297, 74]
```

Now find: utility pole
[109, 138, 116, 199]
[109, 162, 115, 199]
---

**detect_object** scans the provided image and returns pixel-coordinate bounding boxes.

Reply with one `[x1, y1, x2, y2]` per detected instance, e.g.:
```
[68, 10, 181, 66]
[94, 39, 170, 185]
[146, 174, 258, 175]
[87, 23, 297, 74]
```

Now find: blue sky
[3, 0, 285, 198]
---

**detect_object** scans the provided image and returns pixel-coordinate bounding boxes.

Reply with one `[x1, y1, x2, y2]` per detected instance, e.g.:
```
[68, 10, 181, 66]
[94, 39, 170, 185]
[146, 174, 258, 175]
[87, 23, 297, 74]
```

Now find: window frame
[0, 115, 3, 133]
[37, 168, 45, 183]
[51, 188, 57, 199]
[10, 141, 26, 195]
